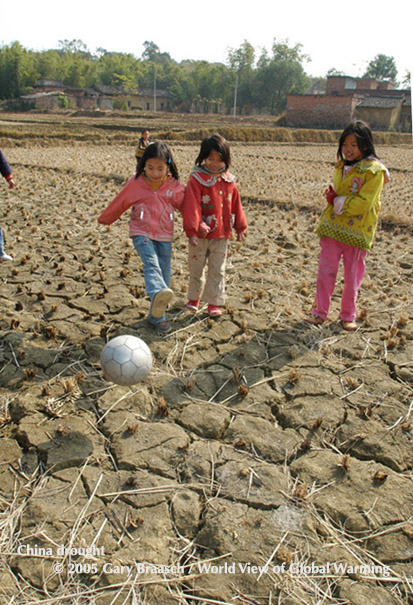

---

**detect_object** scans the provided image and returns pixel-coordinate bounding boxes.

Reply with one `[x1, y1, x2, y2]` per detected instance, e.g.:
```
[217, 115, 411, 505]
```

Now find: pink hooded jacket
[98, 175, 185, 242]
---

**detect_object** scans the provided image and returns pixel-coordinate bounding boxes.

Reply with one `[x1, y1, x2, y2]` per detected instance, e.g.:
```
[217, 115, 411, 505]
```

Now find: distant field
[0, 110, 411, 145]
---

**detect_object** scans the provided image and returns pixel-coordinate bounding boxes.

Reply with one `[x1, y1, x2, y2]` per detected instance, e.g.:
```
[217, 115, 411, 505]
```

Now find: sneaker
[151, 288, 173, 319]
[305, 314, 324, 325]
[208, 304, 222, 317]
[156, 320, 171, 334]
[341, 320, 357, 332]
[186, 299, 200, 313]
[0, 253, 13, 262]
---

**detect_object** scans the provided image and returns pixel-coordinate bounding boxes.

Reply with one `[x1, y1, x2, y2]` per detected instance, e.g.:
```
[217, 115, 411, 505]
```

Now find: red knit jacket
[182, 169, 247, 239]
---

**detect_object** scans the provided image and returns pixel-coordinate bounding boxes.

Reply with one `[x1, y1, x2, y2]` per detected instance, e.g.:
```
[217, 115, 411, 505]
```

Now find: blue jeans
[132, 236, 172, 325]
[0, 227, 4, 255]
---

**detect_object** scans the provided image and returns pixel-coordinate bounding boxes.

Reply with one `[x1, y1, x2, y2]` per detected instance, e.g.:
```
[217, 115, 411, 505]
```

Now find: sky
[2, 0, 411, 83]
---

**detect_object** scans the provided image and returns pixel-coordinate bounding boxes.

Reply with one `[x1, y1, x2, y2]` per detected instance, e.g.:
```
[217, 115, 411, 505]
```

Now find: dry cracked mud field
[0, 131, 412, 604]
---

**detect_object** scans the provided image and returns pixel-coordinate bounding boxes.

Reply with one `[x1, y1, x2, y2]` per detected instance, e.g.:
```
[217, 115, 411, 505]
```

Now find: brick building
[286, 76, 411, 131]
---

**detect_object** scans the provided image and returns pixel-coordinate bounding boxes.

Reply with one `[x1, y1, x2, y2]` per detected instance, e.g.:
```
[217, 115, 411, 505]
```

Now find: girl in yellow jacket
[307, 120, 389, 331]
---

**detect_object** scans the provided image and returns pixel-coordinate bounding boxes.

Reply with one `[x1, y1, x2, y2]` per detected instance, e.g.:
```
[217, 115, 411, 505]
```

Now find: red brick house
[286, 76, 411, 131]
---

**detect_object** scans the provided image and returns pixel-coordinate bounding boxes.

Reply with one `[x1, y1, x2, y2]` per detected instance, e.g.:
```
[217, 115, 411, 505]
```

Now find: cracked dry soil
[0, 141, 412, 605]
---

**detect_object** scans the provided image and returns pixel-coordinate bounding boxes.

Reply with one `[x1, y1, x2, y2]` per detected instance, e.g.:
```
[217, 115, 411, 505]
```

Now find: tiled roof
[21, 91, 64, 99]
[357, 95, 404, 109]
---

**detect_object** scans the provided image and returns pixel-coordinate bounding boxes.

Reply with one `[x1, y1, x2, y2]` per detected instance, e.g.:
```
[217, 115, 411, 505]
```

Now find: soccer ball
[100, 335, 152, 385]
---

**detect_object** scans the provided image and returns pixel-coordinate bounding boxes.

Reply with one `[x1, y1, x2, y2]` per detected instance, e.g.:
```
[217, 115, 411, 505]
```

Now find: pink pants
[313, 237, 367, 322]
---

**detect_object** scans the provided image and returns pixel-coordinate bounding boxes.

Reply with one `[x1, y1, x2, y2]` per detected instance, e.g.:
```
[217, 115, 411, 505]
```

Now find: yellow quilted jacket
[317, 158, 388, 251]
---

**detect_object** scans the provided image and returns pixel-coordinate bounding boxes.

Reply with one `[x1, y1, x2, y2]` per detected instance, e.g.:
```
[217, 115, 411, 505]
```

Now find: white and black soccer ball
[100, 335, 152, 385]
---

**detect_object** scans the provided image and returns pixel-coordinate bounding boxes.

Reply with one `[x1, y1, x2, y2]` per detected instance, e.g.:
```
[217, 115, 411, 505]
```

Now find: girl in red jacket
[98, 142, 185, 333]
[182, 134, 247, 317]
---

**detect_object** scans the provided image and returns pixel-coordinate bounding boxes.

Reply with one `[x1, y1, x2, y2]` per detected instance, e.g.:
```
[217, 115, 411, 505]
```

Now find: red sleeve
[231, 185, 247, 233]
[98, 177, 136, 225]
[182, 177, 203, 237]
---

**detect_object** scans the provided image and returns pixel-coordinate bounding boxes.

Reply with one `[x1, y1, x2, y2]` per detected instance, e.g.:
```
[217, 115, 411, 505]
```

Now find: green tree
[167, 60, 197, 110]
[142, 41, 161, 62]
[0, 42, 38, 98]
[306, 76, 326, 94]
[54, 39, 96, 87]
[163, 58, 231, 112]
[95, 52, 142, 88]
[58, 39, 90, 56]
[363, 54, 398, 83]
[142, 41, 172, 65]
[227, 40, 255, 114]
[0, 38, 318, 115]
[35, 49, 64, 81]
[401, 71, 411, 90]
[112, 73, 137, 91]
[327, 68, 345, 76]
[139, 41, 179, 97]
[253, 39, 308, 114]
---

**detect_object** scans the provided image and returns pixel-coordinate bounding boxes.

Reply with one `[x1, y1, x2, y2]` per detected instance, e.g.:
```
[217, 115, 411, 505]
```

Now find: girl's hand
[324, 185, 336, 205]
[198, 221, 211, 237]
[6, 177, 15, 189]
[189, 235, 199, 246]
[236, 231, 246, 242]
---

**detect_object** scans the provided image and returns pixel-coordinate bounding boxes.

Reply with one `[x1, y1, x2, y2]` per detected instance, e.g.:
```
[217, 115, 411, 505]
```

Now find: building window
[345, 78, 356, 90]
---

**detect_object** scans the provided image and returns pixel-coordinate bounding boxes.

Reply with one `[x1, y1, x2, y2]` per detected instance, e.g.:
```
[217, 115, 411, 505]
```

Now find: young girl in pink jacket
[98, 142, 185, 333]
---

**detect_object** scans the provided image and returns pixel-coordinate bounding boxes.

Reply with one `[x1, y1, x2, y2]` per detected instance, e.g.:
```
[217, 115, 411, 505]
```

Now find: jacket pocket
[130, 203, 151, 229]
[159, 204, 174, 236]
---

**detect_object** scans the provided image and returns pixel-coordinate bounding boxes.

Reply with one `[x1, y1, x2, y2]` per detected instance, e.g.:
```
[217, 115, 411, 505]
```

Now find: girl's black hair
[195, 134, 231, 170]
[337, 120, 377, 161]
[136, 141, 179, 179]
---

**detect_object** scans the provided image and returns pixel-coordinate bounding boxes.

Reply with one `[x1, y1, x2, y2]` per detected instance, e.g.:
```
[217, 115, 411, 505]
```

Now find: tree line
[0, 39, 408, 115]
